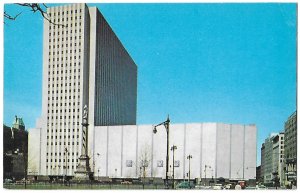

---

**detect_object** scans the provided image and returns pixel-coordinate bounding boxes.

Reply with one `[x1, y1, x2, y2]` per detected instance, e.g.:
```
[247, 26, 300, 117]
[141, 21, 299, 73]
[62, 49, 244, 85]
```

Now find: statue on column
[83, 105, 88, 125]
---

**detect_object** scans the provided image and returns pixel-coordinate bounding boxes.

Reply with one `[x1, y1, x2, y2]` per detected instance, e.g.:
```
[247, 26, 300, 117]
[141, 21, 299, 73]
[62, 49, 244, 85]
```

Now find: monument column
[74, 105, 93, 181]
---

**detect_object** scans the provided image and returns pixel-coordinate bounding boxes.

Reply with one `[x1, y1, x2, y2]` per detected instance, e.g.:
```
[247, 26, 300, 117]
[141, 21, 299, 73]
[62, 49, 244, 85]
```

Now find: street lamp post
[171, 145, 177, 189]
[153, 115, 170, 189]
[58, 165, 61, 174]
[97, 153, 100, 181]
[64, 147, 68, 185]
[187, 154, 192, 188]
[204, 165, 211, 186]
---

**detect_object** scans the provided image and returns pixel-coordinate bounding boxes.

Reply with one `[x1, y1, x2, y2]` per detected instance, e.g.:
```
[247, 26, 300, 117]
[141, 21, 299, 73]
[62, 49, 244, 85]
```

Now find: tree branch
[4, 11, 22, 20]
[4, 3, 65, 27]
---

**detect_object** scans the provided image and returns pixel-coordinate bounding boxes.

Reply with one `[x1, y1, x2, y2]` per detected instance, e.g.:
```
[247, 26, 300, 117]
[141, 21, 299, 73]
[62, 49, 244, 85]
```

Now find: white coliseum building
[27, 3, 257, 183]
[29, 122, 257, 181]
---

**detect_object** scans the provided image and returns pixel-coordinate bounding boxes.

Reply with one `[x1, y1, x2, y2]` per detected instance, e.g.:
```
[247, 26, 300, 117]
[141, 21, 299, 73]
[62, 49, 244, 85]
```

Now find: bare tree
[138, 144, 151, 180]
[4, 3, 64, 26]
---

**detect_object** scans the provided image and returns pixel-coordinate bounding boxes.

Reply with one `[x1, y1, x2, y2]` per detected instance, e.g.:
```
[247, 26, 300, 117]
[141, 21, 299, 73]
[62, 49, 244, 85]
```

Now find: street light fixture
[97, 153, 100, 181]
[204, 165, 211, 186]
[187, 154, 192, 189]
[153, 115, 170, 189]
[171, 145, 177, 189]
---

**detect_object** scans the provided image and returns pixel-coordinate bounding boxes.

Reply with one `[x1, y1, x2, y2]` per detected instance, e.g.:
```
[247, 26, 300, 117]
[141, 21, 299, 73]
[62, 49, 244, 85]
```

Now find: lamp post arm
[154, 120, 169, 130]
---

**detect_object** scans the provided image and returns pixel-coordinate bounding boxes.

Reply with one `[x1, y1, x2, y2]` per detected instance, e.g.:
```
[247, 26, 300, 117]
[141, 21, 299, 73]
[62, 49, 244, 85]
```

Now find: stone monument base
[74, 155, 93, 181]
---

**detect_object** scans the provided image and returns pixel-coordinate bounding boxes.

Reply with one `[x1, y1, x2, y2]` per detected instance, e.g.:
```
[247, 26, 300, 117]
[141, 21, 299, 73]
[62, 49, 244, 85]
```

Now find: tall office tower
[37, 3, 137, 176]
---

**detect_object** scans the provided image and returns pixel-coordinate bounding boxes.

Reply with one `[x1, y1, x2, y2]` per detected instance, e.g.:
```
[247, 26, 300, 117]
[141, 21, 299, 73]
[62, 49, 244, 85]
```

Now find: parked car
[256, 185, 267, 190]
[4, 179, 13, 184]
[224, 184, 232, 189]
[176, 181, 195, 189]
[121, 180, 132, 185]
[195, 185, 206, 189]
[245, 186, 256, 190]
[213, 184, 223, 190]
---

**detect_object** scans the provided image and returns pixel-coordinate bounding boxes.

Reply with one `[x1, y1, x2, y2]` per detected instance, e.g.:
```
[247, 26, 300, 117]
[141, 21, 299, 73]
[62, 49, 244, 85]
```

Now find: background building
[3, 116, 28, 181]
[284, 111, 297, 186]
[12, 116, 25, 131]
[29, 123, 257, 183]
[272, 132, 285, 186]
[35, 3, 137, 177]
[261, 132, 285, 187]
[256, 166, 262, 183]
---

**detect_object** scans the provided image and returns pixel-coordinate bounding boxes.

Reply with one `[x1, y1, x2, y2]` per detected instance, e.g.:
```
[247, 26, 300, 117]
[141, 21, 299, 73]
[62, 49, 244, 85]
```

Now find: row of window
[46, 165, 74, 169]
[48, 89, 80, 95]
[48, 116, 81, 121]
[48, 109, 80, 113]
[47, 135, 79, 139]
[47, 102, 80, 107]
[47, 152, 79, 156]
[49, 37, 82, 44]
[47, 128, 79, 133]
[48, 68, 80, 75]
[48, 81, 81, 87]
[47, 122, 79, 126]
[49, 48, 81, 55]
[48, 49, 81, 57]
[49, 9, 82, 17]
[48, 110, 79, 113]
[49, 22, 81, 31]
[48, 93, 80, 100]
[48, 69, 80, 75]
[48, 82, 80, 88]
[46, 158, 78, 163]
[49, 29, 82, 37]
[47, 73, 80, 80]
[48, 94, 80, 100]
[48, 62, 81, 68]
[47, 141, 79, 146]
[48, 82, 80, 87]
[49, 15, 82, 23]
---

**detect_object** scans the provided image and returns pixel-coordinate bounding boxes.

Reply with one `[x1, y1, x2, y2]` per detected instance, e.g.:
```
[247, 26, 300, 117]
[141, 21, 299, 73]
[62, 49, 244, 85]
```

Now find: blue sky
[3, 3, 297, 165]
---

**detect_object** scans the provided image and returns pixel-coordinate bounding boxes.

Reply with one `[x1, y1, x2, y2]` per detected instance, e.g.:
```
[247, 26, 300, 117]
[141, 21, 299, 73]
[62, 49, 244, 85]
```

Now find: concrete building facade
[34, 3, 137, 177]
[284, 111, 297, 186]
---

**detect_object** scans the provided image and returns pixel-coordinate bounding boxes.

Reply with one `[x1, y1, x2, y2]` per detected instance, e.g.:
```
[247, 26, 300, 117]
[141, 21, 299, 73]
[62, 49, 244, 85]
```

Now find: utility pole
[187, 155, 192, 189]
[171, 145, 177, 189]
